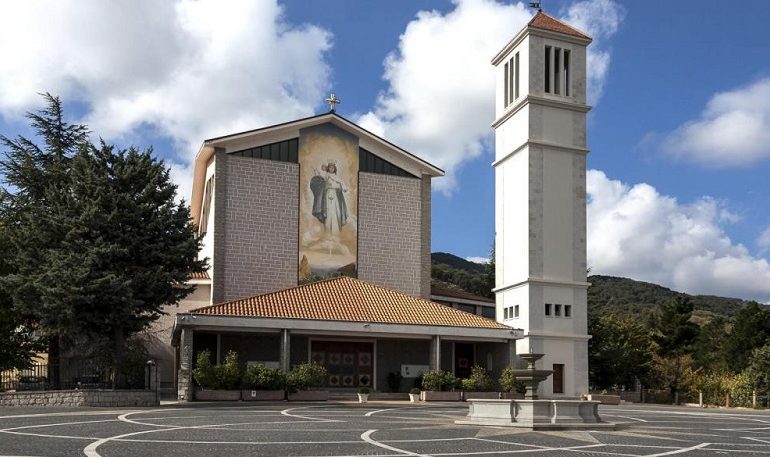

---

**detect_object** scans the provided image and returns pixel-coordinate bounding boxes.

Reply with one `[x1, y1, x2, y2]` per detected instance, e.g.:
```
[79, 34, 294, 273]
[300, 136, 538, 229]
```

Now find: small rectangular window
[544, 46, 551, 93]
[514, 52, 520, 100]
[555, 304, 562, 317]
[545, 303, 552, 316]
[564, 49, 570, 97]
[514, 305, 520, 318]
[504, 61, 509, 106]
[565, 305, 572, 318]
[504, 307, 509, 320]
[554, 48, 561, 95]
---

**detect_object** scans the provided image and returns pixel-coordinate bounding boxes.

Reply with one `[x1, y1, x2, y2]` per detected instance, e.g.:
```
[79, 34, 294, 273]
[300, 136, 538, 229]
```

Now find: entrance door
[310, 341, 373, 389]
[553, 364, 564, 394]
[454, 343, 474, 379]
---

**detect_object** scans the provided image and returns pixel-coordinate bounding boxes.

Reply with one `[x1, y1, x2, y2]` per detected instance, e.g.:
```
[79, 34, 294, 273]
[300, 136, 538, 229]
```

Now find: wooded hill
[431, 252, 750, 318]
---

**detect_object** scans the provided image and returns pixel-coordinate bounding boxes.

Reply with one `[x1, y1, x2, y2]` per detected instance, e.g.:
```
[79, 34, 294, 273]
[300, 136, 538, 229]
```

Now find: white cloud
[561, 0, 625, 105]
[758, 227, 770, 250]
[587, 169, 770, 302]
[358, 0, 624, 193]
[465, 256, 490, 264]
[661, 78, 770, 167]
[0, 0, 332, 200]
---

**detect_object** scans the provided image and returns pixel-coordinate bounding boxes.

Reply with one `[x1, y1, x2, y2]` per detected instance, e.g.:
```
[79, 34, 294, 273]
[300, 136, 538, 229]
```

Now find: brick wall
[358, 172, 424, 297]
[214, 154, 299, 303]
[0, 390, 158, 407]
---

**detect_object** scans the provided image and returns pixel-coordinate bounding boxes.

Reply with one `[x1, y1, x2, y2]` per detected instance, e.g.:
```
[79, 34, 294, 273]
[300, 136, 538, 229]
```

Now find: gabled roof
[191, 276, 507, 329]
[528, 11, 590, 40]
[188, 271, 210, 280]
[190, 111, 444, 224]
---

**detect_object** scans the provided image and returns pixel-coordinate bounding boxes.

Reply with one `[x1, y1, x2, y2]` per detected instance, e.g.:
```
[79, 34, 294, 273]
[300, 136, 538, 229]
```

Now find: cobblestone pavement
[1, 401, 770, 456]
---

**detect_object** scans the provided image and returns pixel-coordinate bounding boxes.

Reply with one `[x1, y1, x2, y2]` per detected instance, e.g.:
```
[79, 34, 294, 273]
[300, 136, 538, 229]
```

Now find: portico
[172, 276, 521, 400]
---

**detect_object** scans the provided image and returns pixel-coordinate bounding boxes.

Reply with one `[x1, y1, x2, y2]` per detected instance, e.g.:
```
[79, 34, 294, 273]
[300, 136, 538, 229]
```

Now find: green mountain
[431, 252, 486, 273]
[431, 252, 750, 318]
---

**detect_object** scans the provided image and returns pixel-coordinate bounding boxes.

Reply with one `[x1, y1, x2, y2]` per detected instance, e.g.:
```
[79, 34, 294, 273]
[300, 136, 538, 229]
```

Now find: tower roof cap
[528, 10, 591, 40]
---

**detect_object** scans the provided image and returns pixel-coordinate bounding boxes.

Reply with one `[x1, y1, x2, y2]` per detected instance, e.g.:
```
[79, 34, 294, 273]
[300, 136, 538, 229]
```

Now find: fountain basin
[455, 399, 615, 430]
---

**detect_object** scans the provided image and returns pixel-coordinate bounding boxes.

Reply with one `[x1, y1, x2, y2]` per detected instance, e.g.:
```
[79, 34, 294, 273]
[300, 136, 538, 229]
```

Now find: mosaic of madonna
[298, 124, 358, 281]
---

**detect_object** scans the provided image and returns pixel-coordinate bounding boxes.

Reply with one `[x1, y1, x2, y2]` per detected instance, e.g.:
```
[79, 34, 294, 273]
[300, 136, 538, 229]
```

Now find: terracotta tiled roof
[529, 11, 590, 40]
[188, 271, 210, 280]
[431, 285, 494, 304]
[192, 276, 507, 329]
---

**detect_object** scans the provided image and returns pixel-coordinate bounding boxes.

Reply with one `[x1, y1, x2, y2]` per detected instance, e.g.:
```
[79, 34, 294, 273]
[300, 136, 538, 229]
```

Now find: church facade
[162, 113, 520, 400]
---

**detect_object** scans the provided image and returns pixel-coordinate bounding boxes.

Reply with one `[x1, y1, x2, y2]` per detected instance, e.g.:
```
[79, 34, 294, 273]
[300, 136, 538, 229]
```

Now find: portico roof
[190, 276, 507, 330]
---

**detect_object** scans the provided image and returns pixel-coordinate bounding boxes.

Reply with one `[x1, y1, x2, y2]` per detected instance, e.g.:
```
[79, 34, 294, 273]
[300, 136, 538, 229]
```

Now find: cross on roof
[325, 93, 342, 112]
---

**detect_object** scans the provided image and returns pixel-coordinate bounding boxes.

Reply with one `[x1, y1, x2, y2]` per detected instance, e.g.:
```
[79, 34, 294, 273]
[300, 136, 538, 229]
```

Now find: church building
[158, 10, 591, 401]
[165, 111, 520, 400]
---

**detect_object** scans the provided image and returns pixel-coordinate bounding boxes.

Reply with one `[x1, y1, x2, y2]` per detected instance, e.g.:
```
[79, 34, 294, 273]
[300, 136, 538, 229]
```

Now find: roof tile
[529, 11, 591, 40]
[192, 276, 507, 329]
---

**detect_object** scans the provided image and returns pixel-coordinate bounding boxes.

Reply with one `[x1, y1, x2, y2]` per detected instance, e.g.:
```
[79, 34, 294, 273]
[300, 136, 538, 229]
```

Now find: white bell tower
[492, 11, 592, 398]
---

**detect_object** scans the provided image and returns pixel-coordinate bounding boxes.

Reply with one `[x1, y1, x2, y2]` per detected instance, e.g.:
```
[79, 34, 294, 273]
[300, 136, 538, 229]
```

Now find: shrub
[286, 362, 327, 393]
[359, 387, 370, 394]
[192, 349, 241, 390]
[421, 369, 457, 391]
[243, 363, 285, 390]
[410, 387, 420, 395]
[461, 365, 497, 392]
[499, 366, 526, 394]
[192, 350, 216, 389]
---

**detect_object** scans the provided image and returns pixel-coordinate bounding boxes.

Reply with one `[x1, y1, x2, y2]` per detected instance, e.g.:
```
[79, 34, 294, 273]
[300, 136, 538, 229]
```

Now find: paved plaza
[2, 402, 770, 456]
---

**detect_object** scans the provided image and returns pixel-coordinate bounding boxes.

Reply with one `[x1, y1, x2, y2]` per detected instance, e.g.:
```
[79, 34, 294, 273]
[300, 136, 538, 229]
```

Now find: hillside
[431, 252, 750, 318]
[587, 275, 749, 319]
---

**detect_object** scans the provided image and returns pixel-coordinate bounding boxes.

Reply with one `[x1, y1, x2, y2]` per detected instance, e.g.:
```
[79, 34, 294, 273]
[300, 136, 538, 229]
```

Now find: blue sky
[1, 0, 769, 301]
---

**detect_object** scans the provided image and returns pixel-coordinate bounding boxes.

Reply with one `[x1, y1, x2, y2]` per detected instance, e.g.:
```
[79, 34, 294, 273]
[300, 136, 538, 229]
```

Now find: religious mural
[298, 125, 358, 280]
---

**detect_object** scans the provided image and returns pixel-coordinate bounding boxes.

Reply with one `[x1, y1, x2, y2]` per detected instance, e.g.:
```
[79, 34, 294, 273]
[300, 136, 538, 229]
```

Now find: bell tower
[492, 11, 592, 397]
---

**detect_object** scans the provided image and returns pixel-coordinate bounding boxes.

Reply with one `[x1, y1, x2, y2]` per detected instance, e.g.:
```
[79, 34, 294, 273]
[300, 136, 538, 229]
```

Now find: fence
[1, 361, 155, 392]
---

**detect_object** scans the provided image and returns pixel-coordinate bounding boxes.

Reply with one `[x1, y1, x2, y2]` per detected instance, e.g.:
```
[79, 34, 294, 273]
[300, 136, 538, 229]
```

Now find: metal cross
[325, 93, 342, 112]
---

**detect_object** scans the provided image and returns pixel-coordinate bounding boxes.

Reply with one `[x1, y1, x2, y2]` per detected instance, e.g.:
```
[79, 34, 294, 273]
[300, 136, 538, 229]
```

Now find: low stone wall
[0, 390, 159, 407]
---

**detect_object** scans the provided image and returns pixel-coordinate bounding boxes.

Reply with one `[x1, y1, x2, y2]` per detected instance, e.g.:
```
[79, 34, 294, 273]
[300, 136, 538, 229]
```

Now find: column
[280, 329, 291, 372]
[430, 336, 441, 371]
[507, 339, 517, 369]
[177, 328, 194, 401]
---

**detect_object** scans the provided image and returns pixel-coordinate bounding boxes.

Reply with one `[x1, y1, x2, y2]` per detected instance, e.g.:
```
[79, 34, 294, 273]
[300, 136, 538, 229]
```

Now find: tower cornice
[491, 95, 591, 129]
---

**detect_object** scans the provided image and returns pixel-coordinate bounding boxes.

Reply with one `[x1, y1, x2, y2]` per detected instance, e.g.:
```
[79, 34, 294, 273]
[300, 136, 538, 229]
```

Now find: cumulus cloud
[561, 0, 625, 105]
[587, 170, 770, 302]
[661, 78, 770, 167]
[0, 0, 332, 200]
[358, 0, 624, 193]
[758, 227, 770, 251]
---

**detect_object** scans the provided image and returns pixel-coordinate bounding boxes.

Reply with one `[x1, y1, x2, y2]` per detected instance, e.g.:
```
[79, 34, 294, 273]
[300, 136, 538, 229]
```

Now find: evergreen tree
[652, 296, 700, 357]
[0, 94, 206, 387]
[588, 313, 652, 389]
[722, 302, 770, 373]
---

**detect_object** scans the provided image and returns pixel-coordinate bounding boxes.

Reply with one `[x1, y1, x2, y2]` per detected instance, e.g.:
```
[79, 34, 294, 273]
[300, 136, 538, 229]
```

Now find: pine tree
[0, 94, 206, 387]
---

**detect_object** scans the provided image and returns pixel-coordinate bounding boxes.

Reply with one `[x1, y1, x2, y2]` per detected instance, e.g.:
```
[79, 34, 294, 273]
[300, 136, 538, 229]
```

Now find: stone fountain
[513, 353, 553, 399]
[455, 353, 614, 430]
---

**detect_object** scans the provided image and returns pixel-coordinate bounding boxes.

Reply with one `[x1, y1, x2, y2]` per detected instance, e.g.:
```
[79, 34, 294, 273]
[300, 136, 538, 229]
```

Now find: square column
[429, 335, 441, 371]
[177, 327, 194, 401]
[280, 329, 291, 372]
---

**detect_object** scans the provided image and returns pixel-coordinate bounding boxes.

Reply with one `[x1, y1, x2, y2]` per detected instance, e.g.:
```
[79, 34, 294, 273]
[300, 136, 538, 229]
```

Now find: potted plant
[193, 350, 241, 401]
[358, 387, 370, 403]
[242, 363, 285, 401]
[499, 366, 526, 399]
[409, 388, 421, 403]
[287, 362, 329, 401]
[420, 369, 461, 401]
[461, 365, 499, 400]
